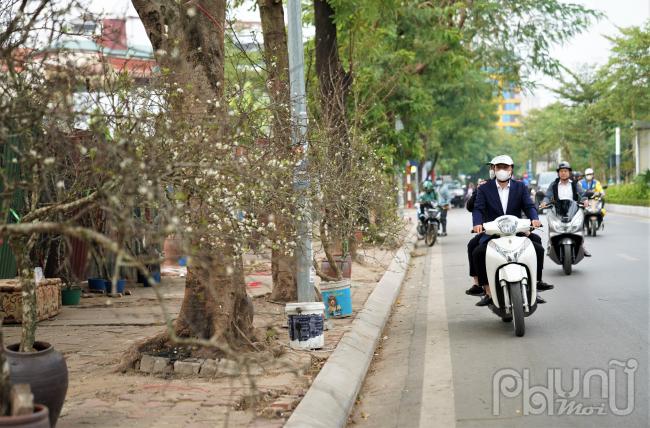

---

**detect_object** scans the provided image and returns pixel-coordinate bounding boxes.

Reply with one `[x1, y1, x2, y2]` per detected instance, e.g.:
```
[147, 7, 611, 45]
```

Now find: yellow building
[495, 81, 522, 132]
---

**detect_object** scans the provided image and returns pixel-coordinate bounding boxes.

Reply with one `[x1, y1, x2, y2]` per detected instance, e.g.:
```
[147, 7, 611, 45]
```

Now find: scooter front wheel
[562, 243, 573, 275]
[425, 223, 438, 247]
[590, 218, 598, 237]
[508, 282, 525, 337]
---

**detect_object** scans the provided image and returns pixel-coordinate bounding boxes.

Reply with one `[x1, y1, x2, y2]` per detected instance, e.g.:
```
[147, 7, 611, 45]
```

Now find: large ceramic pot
[6, 342, 68, 428]
[0, 404, 49, 428]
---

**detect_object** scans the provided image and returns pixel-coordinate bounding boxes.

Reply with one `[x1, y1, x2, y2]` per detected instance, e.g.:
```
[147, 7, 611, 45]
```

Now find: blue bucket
[88, 278, 106, 292]
[104, 279, 126, 293]
[321, 280, 352, 318]
[142, 271, 161, 287]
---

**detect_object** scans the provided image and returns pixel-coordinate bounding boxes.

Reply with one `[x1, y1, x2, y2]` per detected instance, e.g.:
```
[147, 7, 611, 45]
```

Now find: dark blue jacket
[472, 179, 539, 228]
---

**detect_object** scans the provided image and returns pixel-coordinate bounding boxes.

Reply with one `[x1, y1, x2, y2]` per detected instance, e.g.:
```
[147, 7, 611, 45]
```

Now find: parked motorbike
[584, 191, 604, 236]
[545, 199, 586, 275]
[481, 215, 540, 337]
[417, 203, 442, 246]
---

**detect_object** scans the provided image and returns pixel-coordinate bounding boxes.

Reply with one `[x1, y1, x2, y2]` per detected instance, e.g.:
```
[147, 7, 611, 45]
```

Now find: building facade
[495, 81, 522, 132]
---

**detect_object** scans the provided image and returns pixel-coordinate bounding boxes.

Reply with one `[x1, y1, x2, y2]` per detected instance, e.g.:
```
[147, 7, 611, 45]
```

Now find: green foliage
[315, 0, 598, 176]
[606, 175, 650, 206]
[516, 22, 650, 181]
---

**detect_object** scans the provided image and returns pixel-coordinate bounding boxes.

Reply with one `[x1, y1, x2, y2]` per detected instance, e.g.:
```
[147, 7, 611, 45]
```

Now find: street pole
[615, 127, 621, 185]
[395, 118, 404, 218]
[287, 0, 313, 302]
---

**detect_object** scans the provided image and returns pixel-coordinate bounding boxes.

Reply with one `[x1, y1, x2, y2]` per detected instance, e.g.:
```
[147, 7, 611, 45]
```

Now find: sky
[85, 0, 650, 112]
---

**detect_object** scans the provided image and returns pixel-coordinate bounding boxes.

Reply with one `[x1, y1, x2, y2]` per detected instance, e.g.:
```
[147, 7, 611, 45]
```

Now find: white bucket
[285, 302, 325, 350]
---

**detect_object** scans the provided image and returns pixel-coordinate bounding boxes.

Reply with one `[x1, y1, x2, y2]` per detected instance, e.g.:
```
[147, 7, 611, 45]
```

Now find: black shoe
[537, 281, 554, 291]
[536, 296, 546, 304]
[465, 285, 485, 296]
[476, 295, 493, 307]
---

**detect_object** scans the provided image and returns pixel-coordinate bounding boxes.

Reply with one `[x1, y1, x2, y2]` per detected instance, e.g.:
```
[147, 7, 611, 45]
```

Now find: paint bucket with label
[285, 302, 325, 350]
[320, 279, 352, 318]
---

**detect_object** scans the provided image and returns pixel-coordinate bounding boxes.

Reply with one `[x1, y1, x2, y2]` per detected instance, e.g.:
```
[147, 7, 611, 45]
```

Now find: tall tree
[131, 0, 254, 352]
[257, 0, 298, 301]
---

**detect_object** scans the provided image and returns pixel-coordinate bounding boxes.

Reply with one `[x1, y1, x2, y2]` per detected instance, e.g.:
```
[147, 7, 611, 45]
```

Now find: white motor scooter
[482, 215, 540, 337]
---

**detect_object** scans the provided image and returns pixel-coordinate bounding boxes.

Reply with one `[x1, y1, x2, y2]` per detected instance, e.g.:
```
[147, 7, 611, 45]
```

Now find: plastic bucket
[142, 271, 161, 287]
[321, 279, 352, 318]
[285, 302, 325, 350]
[87, 278, 106, 292]
[61, 288, 81, 305]
[320, 255, 352, 279]
[103, 279, 126, 293]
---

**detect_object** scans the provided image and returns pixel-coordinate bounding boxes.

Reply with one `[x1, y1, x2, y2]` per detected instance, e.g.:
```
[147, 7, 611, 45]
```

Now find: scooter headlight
[488, 238, 531, 262]
[568, 211, 584, 232]
[496, 217, 518, 235]
[549, 216, 567, 232]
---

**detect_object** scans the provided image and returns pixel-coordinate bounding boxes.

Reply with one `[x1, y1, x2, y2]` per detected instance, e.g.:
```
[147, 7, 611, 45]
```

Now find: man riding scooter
[540, 161, 591, 257]
[471, 155, 553, 307]
[580, 167, 606, 234]
[418, 180, 438, 232]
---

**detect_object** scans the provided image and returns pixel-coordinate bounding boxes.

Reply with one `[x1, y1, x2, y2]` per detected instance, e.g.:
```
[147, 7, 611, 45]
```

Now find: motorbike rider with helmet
[540, 161, 592, 256]
[580, 167, 605, 206]
[471, 155, 553, 306]
[436, 182, 451, 236]
[418, 180, 439, 234]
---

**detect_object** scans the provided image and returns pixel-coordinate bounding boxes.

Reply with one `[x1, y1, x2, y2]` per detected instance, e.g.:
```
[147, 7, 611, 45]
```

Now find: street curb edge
[285, 221, 418, 428]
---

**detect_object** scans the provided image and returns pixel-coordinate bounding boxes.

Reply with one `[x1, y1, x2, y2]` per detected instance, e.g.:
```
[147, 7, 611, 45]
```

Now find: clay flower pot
[6, 342, 68, 427]
[0, 404, 49, 428]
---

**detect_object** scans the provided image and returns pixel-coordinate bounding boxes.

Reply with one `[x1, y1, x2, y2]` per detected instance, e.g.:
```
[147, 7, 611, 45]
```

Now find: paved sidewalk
[3, 243, 400, 427]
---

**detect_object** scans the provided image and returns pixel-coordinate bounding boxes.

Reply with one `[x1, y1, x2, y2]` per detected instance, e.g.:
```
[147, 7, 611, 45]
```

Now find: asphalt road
[350, 208, 649, 427]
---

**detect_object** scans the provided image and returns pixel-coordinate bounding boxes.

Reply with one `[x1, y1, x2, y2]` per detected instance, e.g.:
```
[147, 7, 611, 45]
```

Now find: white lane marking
[419, 242, 456, 428]
[617, 253, 640, 262]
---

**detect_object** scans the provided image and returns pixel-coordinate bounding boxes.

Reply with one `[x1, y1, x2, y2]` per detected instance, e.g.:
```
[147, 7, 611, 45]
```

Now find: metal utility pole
[615, 127, 621, 185]
[287, 0, 313, 302]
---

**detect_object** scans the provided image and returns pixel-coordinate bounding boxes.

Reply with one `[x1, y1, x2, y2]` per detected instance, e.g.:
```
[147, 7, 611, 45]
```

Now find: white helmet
[585, 168, 594, 176]
[490, 155, 514, 166]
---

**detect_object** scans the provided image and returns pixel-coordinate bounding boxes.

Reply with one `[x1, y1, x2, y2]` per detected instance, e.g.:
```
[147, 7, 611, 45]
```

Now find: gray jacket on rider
[542, 178, 586, 205]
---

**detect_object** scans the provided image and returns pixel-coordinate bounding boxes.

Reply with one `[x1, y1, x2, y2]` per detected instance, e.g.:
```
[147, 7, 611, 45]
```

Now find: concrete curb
[285, 224, 417, 428]
[606, 203, 650, 218]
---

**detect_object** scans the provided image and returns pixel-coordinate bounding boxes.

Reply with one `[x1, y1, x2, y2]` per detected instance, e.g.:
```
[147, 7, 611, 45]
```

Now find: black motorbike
[417, 203, 442, 246]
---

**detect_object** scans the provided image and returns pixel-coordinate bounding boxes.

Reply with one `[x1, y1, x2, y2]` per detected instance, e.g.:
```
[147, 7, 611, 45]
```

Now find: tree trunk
[314, 0, 356, 259]
[132, 0, 253, 350]
[14, 239, 36, 353]
[257, 0, 298, 302]
[174, 245, 253, 344]
[0, 322, 11, 416]
[314, 0, 351, 137]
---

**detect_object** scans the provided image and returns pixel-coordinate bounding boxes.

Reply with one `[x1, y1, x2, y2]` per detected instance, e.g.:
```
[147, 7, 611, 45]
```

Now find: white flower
[56, 181, 65, 189]
[43, 157, 55, 165]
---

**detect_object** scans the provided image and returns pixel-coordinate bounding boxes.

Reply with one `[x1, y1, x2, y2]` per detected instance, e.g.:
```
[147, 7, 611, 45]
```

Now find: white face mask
[495, 169, 511, 182]
[586, 174, 593, 180]
[489, 169, 496, 179]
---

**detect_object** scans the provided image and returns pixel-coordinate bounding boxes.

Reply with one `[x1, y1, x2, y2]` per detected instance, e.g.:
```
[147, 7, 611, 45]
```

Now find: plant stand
[0, 279, 61, 324]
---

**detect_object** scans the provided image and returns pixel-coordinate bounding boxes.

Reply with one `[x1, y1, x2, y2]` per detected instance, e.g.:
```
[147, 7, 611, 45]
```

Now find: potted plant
[0, 323, 50, 428]
[60, 283, 81, 306]
[3, 245, 68, 428]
